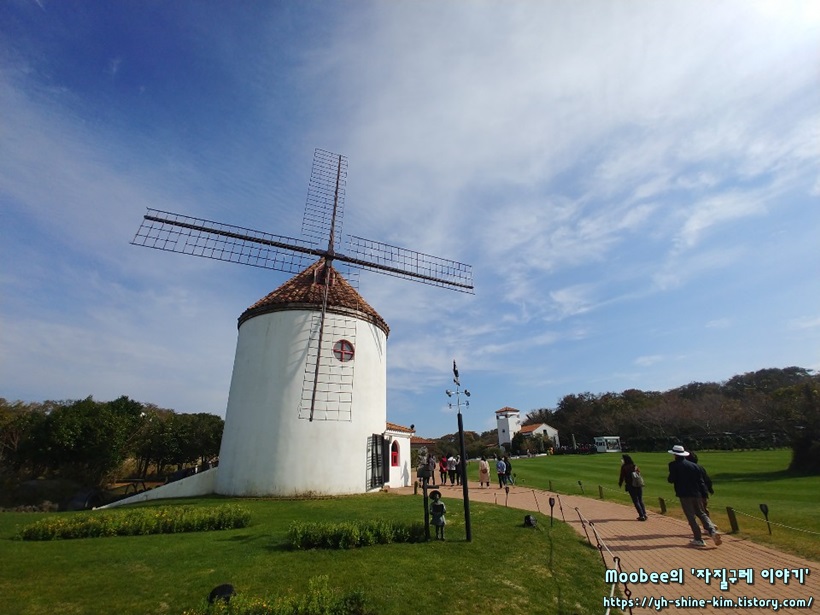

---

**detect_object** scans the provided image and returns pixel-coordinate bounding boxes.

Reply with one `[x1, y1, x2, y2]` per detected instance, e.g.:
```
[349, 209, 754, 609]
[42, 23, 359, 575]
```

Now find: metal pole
[457, 411, 472, 542]
[422, 481, 430, 541]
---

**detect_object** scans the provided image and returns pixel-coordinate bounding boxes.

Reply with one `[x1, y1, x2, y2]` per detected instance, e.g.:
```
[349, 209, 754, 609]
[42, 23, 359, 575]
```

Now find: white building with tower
[495, 406, 560, 449]
[496, 407, 522, 447]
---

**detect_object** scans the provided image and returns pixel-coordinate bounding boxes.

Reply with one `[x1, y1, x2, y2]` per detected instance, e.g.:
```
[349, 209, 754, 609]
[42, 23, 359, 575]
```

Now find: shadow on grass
[219, 533, 270, 544]
[711, 469, 799, 482]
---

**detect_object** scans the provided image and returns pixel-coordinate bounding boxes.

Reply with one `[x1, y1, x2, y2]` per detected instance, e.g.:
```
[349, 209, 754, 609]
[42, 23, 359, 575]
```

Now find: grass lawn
[0, 494, 609, 615]
[485, 449, 820, 561]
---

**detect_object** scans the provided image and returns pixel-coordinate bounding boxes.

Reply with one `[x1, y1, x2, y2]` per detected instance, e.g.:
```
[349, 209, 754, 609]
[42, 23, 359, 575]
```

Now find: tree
[510, 432, 525, 455]
[39, 397, 138, 486]
[774, 381, 820, 473]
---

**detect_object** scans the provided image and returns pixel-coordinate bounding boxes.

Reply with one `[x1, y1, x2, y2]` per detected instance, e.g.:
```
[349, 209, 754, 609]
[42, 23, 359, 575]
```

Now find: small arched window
[391, 441, 399, 467]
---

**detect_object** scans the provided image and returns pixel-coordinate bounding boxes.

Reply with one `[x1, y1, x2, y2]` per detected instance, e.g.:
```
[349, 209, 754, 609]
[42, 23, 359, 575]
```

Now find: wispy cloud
[2, 1, 818, 437]
[634, 355, 665, 368]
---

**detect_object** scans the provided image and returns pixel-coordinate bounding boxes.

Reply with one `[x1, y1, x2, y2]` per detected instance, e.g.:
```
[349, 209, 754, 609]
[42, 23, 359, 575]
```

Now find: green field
[0, 494, 608, 615]
[2, 450, 816, 614]
[477, 449, 820, 561]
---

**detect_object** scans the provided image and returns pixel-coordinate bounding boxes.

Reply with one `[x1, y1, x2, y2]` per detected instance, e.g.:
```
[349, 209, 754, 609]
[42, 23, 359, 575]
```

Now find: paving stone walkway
[393, 481, 817, 613]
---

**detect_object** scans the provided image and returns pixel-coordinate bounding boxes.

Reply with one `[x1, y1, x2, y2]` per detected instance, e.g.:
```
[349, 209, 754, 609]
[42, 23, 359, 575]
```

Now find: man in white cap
[667, 444, 722, 547]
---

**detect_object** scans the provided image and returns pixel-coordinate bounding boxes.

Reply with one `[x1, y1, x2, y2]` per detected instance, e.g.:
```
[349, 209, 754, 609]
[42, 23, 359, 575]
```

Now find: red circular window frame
[333, 339, 355, 362]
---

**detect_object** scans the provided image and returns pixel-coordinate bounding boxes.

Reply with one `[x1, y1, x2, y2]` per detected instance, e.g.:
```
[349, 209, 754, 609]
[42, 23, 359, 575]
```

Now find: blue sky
[1, 1, 818, 438]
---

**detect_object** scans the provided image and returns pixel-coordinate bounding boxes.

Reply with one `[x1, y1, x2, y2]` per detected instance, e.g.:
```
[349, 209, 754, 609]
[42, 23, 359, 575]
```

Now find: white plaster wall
[546, 426, 560, 448]
[216, 308, 387, 497]
[497, 413, 520, 446]
[386, 434, 412, 489]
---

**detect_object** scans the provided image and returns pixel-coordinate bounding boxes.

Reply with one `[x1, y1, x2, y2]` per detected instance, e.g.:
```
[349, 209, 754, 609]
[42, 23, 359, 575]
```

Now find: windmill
[132, 149, 472, 417]
[130, 149, 474, 496]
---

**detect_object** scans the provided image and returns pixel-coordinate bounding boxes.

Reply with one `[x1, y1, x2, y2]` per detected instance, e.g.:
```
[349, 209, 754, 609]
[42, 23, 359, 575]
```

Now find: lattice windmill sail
[132, 149, 473, 426]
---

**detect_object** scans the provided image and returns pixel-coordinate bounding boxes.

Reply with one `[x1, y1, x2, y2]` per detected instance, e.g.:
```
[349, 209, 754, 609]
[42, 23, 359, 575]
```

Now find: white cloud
[789, 316, 820, 331]
[676, 192, 768, 250]
[634, 355, 664, 367]
[706, 318, 733, 330]
[2, 1, 819, 438]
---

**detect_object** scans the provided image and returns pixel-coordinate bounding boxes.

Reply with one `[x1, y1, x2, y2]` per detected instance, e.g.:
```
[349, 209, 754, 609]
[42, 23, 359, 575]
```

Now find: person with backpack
[618, 454, 647, 521]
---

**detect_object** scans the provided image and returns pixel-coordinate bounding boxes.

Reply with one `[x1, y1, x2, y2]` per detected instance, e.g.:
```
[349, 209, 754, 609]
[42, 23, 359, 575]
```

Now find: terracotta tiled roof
[495, 406, 519, 415]
[238, 258, 389, 335]
[386, 422, 415, 434]
[519, 423, 542, 434]
[411, 436, 435, 446]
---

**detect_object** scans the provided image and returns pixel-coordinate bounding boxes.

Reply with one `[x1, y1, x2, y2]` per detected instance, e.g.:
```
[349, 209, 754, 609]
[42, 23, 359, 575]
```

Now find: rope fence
[574, 506, 633, 615]
[525, 478, 818, 538]
[730, 508, 820, 536]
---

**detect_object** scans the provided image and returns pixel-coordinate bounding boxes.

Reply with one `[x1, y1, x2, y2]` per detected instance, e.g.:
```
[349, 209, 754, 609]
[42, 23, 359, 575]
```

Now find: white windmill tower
[130, 150, 473, 497]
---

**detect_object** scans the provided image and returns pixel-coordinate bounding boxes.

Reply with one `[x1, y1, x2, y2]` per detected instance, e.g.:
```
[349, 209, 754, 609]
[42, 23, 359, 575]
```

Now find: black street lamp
[446, 360, 472, 542]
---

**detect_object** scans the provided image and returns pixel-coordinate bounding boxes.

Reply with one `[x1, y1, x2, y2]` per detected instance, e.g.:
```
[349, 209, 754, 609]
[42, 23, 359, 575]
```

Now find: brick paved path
[394, 481, 817, 613]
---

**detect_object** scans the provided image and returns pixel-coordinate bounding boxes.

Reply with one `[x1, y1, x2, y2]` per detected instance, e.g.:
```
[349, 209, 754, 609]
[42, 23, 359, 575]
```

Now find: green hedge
[16, 504, 250, 540]
[286, 519, 425, 550]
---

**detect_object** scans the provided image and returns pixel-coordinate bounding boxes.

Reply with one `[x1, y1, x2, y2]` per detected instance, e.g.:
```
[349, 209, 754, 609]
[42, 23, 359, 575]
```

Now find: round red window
[333, 339, 355, 362]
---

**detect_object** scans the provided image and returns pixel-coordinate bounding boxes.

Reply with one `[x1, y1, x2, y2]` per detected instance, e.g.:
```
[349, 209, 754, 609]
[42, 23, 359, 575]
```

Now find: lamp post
[446, 360, 472, 542]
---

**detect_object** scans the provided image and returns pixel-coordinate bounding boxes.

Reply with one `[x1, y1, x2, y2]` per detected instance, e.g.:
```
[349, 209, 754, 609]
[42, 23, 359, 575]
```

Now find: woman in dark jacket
[618, 454, 647, 521]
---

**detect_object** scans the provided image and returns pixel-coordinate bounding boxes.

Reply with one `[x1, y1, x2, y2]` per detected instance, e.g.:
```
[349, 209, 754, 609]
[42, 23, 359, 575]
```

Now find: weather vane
[445, 360, 470, 414]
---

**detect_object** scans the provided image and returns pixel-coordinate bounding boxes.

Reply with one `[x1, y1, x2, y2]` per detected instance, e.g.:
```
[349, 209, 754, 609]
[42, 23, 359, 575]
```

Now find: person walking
[688, 451, 716, 534]
[447, 455, 457, 486]
[455, 455, 462, 486]
[438, 455, 448, 486]
[428, 454, 437, 487]
[618, 454, 647, 521]
[667, 445, 721, 547]
[495, 456, 507, 488]
[688, 452, 714, 516]
[503, 456, 514, 486]
[478, 456, 490, 488]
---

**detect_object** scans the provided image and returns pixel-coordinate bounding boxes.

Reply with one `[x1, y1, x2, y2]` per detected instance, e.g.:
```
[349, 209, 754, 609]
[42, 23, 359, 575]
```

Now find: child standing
[430, 490, 446, 540]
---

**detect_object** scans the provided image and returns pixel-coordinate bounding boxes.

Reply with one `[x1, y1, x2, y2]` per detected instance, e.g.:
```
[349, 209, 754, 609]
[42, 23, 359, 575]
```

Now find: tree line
[524, 366, 819, 473]
[0, 395, 223, 491]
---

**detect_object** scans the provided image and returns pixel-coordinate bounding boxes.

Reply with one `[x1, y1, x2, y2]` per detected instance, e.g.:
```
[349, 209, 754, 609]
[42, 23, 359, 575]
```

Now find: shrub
[16, 504, 250, 541]
[286, 520, 424, 550]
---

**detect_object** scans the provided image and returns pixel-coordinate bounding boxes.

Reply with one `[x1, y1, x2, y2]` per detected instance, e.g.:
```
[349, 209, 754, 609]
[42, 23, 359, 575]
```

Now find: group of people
[618, 444, 721, 547]
[425, 454, 516, 489]
[428, 443, 721, 548]
[429, 454, 464, 486]
[476, 455, 514, 488]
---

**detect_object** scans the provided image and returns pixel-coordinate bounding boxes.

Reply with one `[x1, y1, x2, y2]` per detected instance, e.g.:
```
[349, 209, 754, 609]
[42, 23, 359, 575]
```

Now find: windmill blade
[301, 149, 348, 253]
[343, 235, 474, 293]
[132, 208, 322, 275]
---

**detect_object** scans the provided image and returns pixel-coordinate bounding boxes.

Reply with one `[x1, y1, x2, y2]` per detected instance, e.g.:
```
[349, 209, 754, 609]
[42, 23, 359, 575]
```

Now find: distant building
[496, 407, 522, 447]
[496, 407, 560, 449]
[410, 436, 436, 450]
[594, 436, 621, 453]
[520, 422, 560, 448]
